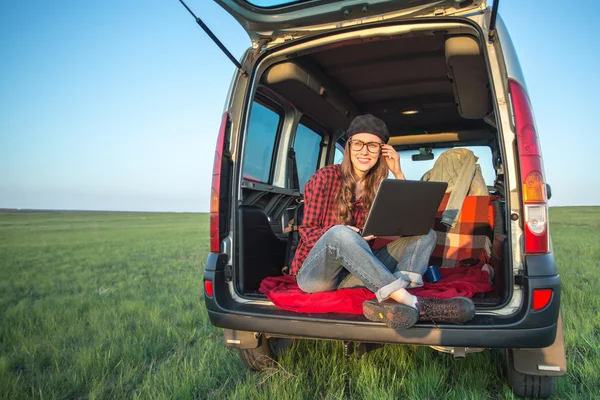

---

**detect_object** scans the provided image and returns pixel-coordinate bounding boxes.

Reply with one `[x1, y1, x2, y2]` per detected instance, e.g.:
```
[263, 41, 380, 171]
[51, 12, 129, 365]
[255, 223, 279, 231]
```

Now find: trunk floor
[245, 289, 504, 307]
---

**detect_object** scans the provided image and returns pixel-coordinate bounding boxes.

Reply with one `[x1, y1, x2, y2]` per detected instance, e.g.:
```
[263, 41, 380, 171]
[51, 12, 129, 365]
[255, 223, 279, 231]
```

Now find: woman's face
[348, 133, 382, 177]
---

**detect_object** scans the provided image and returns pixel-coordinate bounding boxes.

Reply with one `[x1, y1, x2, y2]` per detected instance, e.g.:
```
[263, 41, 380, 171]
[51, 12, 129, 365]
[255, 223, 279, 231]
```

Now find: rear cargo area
[234, 23, 511, 313]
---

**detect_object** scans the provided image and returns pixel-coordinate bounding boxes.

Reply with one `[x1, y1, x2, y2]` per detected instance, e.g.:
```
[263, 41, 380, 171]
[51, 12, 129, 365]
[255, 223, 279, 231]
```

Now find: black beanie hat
[346, 114, 390, 144]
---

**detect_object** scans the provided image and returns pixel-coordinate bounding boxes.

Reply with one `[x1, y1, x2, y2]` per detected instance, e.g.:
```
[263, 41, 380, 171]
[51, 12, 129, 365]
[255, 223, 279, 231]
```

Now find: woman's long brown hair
[337, 141, 389, 225]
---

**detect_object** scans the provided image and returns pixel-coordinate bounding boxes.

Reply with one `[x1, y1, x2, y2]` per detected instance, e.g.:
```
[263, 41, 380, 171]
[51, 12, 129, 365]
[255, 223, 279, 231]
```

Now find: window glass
[398, 146, 495, 185]
[243, 102, 281, 183]
[243, 0, 311, 8]
[334, 144, 344, 165]
[294, 123, 322, 192]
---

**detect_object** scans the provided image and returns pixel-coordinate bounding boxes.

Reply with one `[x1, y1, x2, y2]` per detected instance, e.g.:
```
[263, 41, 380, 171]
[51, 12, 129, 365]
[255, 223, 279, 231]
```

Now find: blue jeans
[297, 225, 437, 302]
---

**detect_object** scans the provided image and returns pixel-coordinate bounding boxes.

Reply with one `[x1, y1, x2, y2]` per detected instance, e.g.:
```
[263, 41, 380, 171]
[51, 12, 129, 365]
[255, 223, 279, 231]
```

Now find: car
[196, 0, 566, 397]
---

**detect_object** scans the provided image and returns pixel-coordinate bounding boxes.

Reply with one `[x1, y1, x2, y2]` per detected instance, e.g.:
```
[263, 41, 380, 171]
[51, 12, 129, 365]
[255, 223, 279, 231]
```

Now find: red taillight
[532, 289, 552, 311]
[204, 280, 214, 298]
[210, 112, 229, 253]
[509, 79, 549, 254]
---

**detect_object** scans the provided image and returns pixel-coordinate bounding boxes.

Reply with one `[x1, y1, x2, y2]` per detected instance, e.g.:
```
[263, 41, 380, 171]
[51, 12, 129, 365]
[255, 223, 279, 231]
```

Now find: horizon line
[0, 208, 207, 214]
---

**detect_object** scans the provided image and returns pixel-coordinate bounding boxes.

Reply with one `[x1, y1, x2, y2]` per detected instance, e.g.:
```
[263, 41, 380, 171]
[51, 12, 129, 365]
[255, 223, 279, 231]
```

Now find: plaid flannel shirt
[290, 164, 366, 276]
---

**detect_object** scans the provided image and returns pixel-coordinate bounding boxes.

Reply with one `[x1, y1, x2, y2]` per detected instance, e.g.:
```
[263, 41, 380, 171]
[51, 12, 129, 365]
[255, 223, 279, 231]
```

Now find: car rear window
[243, 101, 282, 184]
[293, 122, 322, 192]
[242, 0, 311, 8]
[398, 146, 495, 185]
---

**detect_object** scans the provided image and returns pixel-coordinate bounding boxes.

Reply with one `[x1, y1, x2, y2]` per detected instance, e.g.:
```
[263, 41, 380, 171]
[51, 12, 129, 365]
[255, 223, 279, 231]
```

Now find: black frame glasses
[348, 139, 383, 154]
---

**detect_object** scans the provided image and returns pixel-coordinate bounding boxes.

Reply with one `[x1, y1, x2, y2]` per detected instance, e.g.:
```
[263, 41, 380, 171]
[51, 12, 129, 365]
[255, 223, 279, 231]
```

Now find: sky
[1, 0, 599, 212]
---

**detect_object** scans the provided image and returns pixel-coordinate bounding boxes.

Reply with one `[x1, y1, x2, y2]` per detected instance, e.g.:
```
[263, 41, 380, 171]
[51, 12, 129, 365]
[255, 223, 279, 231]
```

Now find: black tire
[504, 349, 556, 398]
[237, 335, 294, 371]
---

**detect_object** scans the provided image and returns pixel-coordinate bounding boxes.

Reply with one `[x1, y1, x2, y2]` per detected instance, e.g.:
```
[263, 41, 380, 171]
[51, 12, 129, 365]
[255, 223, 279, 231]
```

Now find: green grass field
[0, 208, 598, 399]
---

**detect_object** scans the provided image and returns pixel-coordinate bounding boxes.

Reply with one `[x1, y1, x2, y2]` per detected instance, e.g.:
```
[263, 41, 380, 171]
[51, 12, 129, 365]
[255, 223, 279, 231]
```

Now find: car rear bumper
[207, 309, 558, 348]
[204, 253, 561, 348]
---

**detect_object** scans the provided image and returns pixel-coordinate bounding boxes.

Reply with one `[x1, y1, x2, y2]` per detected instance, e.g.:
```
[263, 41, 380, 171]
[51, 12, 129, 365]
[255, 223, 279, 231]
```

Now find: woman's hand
[347, 225, 376, 241]
[381, 144, 405, 180]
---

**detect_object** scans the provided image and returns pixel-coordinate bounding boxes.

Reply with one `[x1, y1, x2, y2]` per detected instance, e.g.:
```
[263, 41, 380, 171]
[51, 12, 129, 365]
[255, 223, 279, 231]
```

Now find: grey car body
[199, 1, 566, 397]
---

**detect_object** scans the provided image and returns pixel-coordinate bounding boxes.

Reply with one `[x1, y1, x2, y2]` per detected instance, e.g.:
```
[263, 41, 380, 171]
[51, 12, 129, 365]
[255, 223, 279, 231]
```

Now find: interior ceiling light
[401, 108, 420, 115]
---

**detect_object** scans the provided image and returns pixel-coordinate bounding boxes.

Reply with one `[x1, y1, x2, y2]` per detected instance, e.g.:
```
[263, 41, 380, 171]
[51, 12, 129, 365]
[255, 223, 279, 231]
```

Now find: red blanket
[259, 266, 493, 315]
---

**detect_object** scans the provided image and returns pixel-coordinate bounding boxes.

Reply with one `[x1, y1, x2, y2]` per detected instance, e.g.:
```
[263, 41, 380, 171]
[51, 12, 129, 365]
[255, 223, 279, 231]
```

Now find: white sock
[411, 295, 418, 309]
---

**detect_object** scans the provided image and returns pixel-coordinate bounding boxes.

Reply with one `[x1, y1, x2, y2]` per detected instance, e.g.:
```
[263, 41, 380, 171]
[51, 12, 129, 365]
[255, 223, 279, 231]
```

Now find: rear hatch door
[214, 0, 487, 44]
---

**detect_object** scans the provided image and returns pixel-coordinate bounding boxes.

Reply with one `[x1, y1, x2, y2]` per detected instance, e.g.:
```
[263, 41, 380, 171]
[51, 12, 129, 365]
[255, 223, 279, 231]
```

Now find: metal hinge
[252, 37, 271, 61]
[514, 273, 524, 286]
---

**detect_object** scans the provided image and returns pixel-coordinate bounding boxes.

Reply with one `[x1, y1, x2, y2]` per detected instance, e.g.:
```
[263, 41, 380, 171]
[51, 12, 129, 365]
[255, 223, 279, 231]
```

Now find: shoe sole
[363, 301, 418, 330]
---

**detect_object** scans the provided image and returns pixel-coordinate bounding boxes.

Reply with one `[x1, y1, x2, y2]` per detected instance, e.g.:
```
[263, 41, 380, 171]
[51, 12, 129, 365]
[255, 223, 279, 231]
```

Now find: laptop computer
[361, 179, 448, 237]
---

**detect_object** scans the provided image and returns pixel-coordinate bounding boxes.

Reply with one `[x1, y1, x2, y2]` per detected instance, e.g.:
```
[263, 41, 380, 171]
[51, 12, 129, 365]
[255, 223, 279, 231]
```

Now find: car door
[213, 0, 488, 45]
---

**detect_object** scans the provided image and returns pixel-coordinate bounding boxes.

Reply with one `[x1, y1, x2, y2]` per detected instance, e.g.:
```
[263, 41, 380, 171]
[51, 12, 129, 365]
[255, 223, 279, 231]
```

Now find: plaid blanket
[430, 194, 498, 268]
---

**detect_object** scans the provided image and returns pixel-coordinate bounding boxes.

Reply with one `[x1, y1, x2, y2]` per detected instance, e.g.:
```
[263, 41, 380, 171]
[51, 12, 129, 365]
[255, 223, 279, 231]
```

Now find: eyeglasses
[349, 139, 383, 154]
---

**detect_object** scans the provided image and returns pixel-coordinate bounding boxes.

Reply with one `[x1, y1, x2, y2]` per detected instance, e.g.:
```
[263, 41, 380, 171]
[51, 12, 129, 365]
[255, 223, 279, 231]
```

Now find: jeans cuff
[376, 272, 424, 302]
[441, 210, 458, 227]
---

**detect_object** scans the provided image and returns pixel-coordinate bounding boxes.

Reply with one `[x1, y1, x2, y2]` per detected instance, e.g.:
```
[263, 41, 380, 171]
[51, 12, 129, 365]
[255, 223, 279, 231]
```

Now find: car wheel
[504, 349, 556, 398]
[237, 335, 294, 371]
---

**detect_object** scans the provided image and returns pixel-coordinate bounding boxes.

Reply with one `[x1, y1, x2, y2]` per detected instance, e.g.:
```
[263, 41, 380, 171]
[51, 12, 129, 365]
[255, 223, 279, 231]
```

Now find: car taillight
[210, 112, 229, 253]
[204, 279, 214, 298]
[532, 289, 552, 311]
[509, 79, 549, 254]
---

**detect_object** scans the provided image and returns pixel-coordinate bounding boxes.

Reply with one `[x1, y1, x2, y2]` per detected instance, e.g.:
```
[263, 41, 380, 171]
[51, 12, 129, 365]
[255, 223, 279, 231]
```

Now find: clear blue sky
[1, 1, 599, 212]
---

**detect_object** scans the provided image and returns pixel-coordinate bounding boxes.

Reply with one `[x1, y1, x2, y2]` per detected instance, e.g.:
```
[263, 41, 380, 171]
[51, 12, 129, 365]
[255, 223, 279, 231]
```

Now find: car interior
[236, 28, 510, 311]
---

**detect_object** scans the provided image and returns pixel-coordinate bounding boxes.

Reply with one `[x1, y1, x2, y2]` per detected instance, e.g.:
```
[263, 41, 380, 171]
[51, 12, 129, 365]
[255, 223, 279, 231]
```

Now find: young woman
[291, 114, 475, 331]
